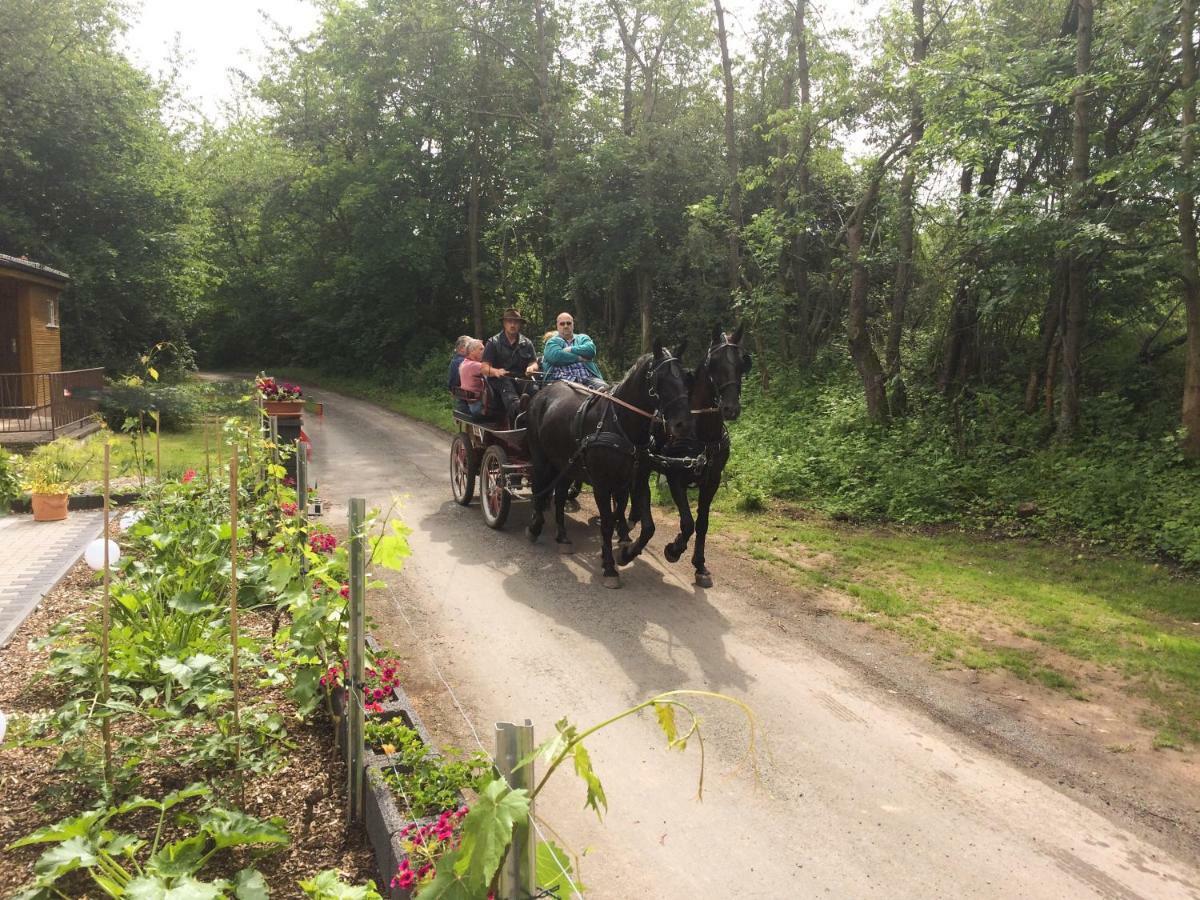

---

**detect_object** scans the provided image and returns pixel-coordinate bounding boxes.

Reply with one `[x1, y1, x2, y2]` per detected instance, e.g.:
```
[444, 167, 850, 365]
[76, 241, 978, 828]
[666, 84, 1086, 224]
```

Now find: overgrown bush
[726, 376, 1200, 566]
[0, 451, 20, 508]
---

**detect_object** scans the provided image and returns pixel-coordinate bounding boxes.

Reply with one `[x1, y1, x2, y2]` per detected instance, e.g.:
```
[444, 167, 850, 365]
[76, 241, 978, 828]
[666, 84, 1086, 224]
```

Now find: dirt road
[303, 387, 1200, 899]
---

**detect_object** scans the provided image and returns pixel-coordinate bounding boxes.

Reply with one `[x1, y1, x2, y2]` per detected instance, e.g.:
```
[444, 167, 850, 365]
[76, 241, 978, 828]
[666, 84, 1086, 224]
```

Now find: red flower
[280, 501, 298, 516]
[181, 469, 196, 483]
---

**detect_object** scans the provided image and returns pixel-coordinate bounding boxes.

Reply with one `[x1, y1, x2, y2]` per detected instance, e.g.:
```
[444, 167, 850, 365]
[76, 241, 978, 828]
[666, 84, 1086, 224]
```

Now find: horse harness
[647, 337, 740, 478]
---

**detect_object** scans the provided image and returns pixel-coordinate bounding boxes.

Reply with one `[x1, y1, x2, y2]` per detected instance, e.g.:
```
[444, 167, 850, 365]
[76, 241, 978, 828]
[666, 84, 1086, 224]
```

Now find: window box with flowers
[256, 375, 305, 417]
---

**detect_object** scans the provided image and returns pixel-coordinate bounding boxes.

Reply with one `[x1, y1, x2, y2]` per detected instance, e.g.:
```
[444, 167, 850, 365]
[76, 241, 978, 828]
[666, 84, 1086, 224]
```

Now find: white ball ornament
[84, 539, 121, 571]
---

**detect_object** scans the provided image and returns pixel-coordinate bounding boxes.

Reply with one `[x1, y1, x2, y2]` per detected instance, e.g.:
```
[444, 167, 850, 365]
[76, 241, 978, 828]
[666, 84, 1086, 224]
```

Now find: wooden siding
[24, 282, 62, 373]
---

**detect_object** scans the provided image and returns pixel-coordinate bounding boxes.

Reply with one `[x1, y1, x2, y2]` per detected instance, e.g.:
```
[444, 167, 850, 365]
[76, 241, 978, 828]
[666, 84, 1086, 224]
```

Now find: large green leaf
[126, 875, 230, 900]
[536, 840, 584, 895]
[572, 742, 607, 818]
[146, 835, 207, 879]
[233, 868, 270, 900]
[369, 519, 411, 572]
[7, 810, 106, 848]
[298, 869, 382, 899]
[449, 778, 529, 888]
[33, 836, 98, 878]
[199, 808, 289, 850]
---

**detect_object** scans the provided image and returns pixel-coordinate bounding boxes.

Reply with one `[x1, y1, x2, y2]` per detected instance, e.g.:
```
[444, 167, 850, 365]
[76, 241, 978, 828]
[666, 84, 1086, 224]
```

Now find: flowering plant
[320, 657, 402, 713]
[256, 375, 303, 401]
[391, 808, 469, 892]
[310, 531, 338, 554]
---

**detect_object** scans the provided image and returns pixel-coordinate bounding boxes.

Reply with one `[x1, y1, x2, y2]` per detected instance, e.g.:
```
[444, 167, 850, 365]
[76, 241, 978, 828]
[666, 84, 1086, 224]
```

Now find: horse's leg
[595, 485, 620, 588]
[618, 466, 656, 567]
[526, 453, 549, 543]
[554, 477, 573, 553]
[663, 473, 695, 564]
[690, 472, 721, 587]
[613, 484, 633, 551]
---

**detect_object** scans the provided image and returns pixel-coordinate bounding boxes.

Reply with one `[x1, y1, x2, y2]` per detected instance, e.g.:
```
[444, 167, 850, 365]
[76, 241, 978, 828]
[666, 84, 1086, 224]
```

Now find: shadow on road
[419, 499, 751, 699]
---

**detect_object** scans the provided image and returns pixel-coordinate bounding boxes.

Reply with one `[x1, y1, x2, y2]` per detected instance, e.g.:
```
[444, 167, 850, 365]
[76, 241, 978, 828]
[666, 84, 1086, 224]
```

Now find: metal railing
[0, 368, 104, 437]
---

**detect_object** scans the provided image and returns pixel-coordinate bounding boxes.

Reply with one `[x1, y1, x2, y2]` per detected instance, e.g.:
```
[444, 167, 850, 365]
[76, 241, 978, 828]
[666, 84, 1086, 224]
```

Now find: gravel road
[302, 386, 1200, 900]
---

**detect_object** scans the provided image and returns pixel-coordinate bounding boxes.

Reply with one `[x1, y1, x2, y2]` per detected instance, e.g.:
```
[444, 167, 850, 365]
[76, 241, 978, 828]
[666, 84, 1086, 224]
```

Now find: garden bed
[0, 556, 377, 897]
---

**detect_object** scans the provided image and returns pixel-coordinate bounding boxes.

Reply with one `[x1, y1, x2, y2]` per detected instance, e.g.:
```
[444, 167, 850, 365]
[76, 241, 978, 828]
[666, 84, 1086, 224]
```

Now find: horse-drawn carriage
[449, 399, 531, 530]
[446, 327, 751, 587]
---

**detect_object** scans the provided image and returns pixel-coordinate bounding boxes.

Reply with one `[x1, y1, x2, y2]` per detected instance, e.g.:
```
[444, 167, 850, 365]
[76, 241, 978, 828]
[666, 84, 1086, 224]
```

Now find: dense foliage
[4, 0, 1199, 560]
[0, 0, 205, 370]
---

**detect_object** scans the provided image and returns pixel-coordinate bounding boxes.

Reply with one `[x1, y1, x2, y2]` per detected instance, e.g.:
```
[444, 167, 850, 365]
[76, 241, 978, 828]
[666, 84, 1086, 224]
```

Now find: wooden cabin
[0, 253, 102, 442]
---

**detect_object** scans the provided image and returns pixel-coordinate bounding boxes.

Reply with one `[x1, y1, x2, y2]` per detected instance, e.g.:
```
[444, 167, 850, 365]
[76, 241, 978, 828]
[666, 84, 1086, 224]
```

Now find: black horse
[626, 325, 751, 587]
[525, 339, 692, 588]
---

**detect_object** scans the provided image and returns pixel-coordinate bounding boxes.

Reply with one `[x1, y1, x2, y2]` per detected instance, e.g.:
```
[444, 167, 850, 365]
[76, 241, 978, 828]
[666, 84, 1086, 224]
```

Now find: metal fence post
[296, 447, 308, 573]
[347, 498, 367, 826]
[496, 720, 536, 899]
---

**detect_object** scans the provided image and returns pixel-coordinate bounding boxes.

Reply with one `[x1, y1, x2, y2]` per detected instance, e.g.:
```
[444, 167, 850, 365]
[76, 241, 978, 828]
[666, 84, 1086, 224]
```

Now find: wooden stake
[229, 452, 244, 805]
[204, 416, 211, 482]
[101, 443, 114, 793]
[154, 412, 161, 484]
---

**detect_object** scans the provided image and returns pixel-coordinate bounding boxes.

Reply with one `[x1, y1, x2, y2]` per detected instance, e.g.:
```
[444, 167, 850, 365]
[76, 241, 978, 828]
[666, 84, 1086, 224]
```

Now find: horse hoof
[603, 575, 621, 589]
[526, 527, 540, 544]
[618, 549, 634, 567]
[695, 572, 713, 588]
[664, 545, 681, 564]
[558, 541, 574, 555]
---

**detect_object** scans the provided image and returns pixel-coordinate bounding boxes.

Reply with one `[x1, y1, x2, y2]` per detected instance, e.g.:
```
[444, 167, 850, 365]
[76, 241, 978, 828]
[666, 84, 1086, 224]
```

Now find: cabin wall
[23, 282, 62, 373]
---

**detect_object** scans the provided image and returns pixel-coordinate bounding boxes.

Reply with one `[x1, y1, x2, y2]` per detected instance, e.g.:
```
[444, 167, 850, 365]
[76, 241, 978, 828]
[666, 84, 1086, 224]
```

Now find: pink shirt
[459, 358, 484, 394]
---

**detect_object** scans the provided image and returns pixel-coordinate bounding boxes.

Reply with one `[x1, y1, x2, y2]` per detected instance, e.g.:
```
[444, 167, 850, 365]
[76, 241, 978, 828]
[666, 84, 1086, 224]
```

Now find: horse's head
[649, 337, 693, 441]
[706, 324, 752, 421]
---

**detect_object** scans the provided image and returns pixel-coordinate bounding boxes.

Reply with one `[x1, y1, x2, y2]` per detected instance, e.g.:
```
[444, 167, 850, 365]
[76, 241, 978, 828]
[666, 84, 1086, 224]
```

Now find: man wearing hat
[481, 307, 538, 422]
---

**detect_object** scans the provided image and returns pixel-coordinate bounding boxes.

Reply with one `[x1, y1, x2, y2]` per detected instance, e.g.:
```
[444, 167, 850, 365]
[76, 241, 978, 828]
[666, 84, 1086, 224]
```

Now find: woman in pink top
[458, 339, 486, 414]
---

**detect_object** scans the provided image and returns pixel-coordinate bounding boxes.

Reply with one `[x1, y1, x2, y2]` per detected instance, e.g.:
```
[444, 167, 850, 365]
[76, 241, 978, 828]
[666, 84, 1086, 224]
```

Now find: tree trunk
[714, 0, 741, 296]
[467, 164, 483, 337]
[1059, 0, 1093, 437]
[638, 266, 653, 352]
[1180, 0, 1200, 456]
[1025, 260, 1066, 412]
[886, 0, 926, 381]
[939, 167, 974, 393]
[847, 220, 889, 424]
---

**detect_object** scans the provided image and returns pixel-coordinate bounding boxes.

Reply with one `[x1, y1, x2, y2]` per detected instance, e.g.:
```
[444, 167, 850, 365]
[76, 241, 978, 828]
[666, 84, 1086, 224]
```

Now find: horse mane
[615, 352, 655, 388]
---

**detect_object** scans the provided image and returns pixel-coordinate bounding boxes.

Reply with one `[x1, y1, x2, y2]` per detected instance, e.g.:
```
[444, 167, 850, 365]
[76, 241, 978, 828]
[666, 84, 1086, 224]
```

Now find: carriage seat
[450, 387, 502, 423]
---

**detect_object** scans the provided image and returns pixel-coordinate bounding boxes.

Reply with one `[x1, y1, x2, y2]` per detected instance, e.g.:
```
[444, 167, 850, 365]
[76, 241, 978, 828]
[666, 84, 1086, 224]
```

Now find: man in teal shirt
[542, 312, 605, 389]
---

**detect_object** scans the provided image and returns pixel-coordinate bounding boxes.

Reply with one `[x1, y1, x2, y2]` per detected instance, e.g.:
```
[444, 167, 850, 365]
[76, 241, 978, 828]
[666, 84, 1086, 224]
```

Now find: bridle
[646, 352, 691, 425]
[693, 335, 744, 416]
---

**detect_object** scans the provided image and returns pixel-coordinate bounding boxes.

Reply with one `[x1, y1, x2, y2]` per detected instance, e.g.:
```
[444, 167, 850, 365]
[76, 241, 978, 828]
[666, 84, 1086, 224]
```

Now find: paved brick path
[0, 511, 102, 647]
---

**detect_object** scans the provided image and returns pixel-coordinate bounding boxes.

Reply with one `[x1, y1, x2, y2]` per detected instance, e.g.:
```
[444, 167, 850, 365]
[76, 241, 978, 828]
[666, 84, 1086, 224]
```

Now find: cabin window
[46, 297, 59, 328]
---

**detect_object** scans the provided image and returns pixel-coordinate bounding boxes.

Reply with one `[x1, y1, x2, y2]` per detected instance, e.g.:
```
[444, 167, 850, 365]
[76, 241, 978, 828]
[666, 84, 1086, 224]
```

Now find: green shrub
[724, 377, 1200, 566]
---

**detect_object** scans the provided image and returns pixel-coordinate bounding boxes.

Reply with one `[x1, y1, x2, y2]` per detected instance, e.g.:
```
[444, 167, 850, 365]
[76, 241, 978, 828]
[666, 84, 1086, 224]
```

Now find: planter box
[263, 399, 305, 417]
[338, 635, 460, 898]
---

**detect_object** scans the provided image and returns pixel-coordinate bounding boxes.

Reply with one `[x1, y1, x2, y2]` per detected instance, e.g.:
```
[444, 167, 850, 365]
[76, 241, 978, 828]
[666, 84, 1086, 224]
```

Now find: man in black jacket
[481, 308, 537, 423]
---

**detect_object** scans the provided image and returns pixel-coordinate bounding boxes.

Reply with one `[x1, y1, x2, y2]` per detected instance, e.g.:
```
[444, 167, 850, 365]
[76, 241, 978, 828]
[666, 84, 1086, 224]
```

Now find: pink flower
[283, 476, 296, 487]
[281, 501, 298, 516]
[339, 584, 350, 599]
[181, 469, 196, 484]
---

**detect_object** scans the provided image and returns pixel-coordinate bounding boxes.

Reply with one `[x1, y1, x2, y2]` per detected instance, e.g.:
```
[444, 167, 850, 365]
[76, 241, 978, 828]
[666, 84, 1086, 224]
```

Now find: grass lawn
[279, 369, 453, 433]
[274, 371, 1200, 747]
[713, 501, 1200, 747]
[84, 426, 228, 484]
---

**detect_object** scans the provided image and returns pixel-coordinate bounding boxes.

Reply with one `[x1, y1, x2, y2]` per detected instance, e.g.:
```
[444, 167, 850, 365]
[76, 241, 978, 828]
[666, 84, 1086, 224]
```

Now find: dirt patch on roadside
[705, 526, 1200, 862]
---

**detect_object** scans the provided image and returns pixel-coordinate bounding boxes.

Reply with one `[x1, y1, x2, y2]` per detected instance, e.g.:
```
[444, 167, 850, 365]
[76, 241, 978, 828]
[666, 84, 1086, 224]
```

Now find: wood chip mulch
[0, 556, 377, 898]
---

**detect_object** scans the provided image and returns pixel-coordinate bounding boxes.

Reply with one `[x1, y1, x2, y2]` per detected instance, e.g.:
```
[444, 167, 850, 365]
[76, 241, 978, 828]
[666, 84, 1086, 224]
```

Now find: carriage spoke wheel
[450, 433, 478, 506]
[480, 445, 511, 529]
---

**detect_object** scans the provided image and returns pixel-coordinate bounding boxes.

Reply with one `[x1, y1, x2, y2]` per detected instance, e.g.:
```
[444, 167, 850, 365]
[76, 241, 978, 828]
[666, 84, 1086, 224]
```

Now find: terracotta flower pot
[31, 492, 69, 522]
[263, 399, 305, 418]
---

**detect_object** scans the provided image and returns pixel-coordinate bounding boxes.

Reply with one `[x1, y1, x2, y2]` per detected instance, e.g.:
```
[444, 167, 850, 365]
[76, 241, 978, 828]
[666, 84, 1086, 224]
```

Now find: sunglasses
[557, 321, 573, 326]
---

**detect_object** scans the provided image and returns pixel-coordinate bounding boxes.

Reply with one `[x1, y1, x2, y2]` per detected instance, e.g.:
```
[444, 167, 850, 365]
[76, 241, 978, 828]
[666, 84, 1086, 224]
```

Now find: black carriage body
[449, 411, 533, 529]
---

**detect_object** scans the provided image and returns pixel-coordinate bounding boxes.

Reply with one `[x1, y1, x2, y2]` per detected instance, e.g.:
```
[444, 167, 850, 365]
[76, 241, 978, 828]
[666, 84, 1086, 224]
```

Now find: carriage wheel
[450, 433, 478, 506]
[480, 444, 512, 529]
